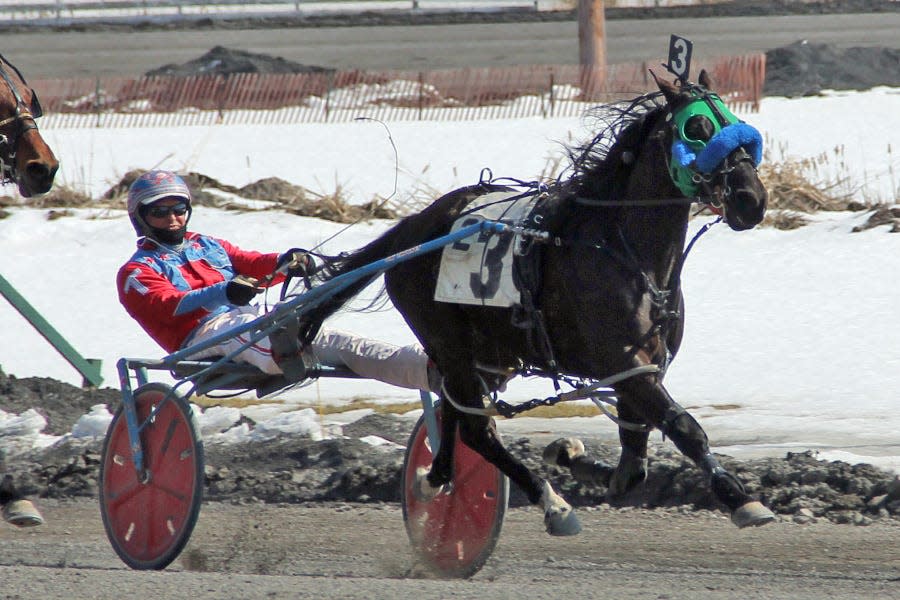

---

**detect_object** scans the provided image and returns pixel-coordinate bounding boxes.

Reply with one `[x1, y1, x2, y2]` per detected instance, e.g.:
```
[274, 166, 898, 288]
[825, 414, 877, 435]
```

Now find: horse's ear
[698, 69, 714, 91]
[649, 69, 680, 105]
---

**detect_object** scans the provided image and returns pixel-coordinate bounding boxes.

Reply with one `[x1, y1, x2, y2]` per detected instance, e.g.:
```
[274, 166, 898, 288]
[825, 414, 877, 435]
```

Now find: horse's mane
[303, 91, 670, 334]
[563, 91, 667, 202]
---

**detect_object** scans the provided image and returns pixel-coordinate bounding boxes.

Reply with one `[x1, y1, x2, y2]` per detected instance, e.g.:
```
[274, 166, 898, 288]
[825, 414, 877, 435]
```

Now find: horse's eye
[684, 115, 714, 143]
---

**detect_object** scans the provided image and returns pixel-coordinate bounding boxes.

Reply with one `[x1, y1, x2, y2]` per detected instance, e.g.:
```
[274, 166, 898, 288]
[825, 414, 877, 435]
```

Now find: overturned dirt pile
[145, 45, 334, 78]
[3, 379, 899, 526]
[764, 40, 900, 97]
[0, 370, 119, 436]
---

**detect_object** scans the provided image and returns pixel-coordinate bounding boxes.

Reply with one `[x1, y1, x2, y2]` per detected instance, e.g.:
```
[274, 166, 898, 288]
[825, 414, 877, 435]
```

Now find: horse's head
[656, 70, 767, 231]
[0, 55, 58, 197]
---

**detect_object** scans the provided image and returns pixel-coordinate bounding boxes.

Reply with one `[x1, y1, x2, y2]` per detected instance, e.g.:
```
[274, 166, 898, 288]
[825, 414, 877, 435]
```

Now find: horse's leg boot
[703, 453, 776, 528]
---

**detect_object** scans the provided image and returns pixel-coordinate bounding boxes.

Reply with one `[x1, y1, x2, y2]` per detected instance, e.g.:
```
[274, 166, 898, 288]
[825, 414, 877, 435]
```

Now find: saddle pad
[434, 190, 539, 307]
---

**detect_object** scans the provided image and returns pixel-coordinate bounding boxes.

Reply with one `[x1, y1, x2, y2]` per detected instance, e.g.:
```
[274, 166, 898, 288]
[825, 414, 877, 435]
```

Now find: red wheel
[401, 409, 508, 578]
[99, 383, 204, 570]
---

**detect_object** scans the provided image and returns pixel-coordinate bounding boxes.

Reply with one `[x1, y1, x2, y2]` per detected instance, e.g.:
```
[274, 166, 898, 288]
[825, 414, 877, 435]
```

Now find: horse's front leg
[615, 375, 775, 528]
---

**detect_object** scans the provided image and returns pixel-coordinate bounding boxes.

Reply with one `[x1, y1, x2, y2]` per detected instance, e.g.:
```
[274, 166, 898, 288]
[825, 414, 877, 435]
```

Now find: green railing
[0, 272, 103, 387]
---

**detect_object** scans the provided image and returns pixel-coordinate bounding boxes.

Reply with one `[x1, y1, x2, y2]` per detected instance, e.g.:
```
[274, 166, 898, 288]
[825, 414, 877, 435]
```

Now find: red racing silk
[117, 232, 283, 353]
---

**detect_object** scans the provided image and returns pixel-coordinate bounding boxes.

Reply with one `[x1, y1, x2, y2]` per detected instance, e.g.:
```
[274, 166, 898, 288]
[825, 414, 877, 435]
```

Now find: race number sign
[434, 190, 538, 308]
[666, 35, 693, 84]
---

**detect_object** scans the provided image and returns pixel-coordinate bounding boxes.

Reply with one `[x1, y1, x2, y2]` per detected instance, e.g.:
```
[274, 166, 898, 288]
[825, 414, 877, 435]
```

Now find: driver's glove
[277, 248, 316, 278]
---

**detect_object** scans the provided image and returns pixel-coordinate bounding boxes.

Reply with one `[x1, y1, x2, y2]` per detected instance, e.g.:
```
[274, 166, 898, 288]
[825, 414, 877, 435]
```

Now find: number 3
[667, 35, 693, 82]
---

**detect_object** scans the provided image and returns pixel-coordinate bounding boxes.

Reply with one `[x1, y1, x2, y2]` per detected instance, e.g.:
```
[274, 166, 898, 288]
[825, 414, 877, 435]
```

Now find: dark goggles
[146, 202, 189, 219]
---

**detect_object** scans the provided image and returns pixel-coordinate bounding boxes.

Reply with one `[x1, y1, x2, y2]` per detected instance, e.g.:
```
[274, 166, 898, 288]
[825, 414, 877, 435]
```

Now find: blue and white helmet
[127, 170, 192, 236]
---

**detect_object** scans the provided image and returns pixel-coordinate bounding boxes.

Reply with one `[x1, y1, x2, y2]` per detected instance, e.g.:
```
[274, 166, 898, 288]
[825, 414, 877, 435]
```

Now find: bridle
[663, 85, 763, 216]
[0, 54, 44, 185]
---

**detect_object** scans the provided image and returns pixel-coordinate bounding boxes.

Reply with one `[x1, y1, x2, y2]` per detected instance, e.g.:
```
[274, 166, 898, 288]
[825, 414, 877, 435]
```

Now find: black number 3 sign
[666, 35, 693, 83]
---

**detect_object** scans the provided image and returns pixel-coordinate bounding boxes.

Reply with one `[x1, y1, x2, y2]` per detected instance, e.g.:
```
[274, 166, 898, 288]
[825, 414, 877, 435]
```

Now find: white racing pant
[185, 305, 431, 391]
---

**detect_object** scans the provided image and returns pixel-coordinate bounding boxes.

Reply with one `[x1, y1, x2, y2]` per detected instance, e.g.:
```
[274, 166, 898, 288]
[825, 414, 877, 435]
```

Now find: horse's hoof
[731, 501, 776, 528]
[542, 437, 585, 467]
[412, 466, 444, 502]
[2, 499, 44, 527]
[606, 454, 647, 501]
[540, 481, 581, 536]
[545, 507, 582, 536]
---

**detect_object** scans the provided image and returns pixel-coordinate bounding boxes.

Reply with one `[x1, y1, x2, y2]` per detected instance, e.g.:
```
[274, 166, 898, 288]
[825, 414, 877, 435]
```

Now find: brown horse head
[0, 55, 58, 197]
[655, 69, 768, 231]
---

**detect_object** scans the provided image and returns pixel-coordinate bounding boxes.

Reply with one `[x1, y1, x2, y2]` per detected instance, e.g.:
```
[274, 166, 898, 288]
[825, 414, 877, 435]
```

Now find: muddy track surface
[2, 499, 899, 599]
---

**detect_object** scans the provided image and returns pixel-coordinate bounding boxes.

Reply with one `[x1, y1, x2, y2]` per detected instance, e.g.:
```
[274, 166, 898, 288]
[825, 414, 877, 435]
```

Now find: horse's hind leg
[412, 394, 458, 501]
[456, 411, 581, 536]
[616, 377, 775, 528]
[425, 374, 580, 536]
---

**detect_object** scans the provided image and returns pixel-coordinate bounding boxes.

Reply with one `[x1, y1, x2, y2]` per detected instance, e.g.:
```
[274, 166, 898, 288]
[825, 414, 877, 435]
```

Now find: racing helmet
[127, 170, 192, 239]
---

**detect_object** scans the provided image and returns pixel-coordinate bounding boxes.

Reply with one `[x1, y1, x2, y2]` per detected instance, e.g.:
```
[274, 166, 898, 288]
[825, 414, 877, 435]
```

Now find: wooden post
[578, 0, 607, 100]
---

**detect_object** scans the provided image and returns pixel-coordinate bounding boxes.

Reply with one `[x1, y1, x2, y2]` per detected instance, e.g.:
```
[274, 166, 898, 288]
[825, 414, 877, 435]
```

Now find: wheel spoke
[148, 479, 190, 503]
[105, 478, 143, 509]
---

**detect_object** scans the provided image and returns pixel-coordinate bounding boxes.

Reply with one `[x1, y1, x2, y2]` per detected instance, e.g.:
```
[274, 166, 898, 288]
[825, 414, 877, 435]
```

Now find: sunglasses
[147, 202, 188, 219]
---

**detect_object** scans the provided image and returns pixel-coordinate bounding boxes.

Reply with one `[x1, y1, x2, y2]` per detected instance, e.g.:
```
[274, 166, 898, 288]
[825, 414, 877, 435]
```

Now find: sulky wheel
[401, 408, 509, 578]
[99, 383, 204, 570]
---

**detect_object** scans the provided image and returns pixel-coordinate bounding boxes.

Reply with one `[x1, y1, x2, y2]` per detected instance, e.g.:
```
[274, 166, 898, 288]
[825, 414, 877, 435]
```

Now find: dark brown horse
[0, 53, 58, 197]
[311, 71, 774, 534]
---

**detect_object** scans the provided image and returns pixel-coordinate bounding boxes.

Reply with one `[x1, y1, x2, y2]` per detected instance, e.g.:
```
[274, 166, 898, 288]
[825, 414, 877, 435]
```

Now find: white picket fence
[0, 0, 552, 24]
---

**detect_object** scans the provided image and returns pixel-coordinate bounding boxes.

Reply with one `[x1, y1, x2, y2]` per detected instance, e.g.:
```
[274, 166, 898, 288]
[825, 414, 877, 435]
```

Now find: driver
[116, 170, 438, 392]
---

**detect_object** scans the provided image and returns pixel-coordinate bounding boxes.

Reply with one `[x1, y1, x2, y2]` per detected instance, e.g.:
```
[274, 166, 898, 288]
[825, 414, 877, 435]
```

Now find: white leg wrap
[541, 481, 581, 536]
[413, 466, 444, 502]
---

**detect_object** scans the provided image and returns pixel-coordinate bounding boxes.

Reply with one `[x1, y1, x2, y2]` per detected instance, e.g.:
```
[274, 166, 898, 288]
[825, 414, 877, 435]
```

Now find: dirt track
[2, 498, 898, 599]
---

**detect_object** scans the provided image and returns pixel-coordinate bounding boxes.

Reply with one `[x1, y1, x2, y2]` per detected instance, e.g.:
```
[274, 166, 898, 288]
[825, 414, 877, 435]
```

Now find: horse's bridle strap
[574, 196, 705, 208]
[0, 110, 34, 128]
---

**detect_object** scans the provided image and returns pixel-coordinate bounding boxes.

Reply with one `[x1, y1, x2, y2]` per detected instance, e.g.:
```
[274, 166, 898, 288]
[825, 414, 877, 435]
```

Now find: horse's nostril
[726, 188, 767, 230]
[23, 160, 58, 194]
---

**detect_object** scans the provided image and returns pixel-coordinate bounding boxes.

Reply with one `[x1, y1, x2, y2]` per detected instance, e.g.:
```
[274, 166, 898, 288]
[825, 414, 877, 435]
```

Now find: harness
[0, 54, 44, 186]
[442, 92, 755, 424]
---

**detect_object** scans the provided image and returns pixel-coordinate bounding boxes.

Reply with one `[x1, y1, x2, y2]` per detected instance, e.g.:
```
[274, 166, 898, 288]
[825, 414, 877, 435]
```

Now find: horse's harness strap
[510, 195, 561, 378]
[574, 194, 726, 211]
[439, 364, 660, 420]
[492, 364, 661, 419]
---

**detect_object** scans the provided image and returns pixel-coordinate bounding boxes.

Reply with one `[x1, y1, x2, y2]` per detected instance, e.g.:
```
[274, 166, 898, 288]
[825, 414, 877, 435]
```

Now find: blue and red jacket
[117, 232, 284, 353]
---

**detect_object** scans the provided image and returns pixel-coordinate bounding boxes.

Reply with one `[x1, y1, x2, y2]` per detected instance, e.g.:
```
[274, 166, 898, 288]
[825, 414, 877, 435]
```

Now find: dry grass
[756, 153, 878, 230]
[758, 159, 856, 213]
[193, 394, 606, 419]
[6, 150, 888, 232]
